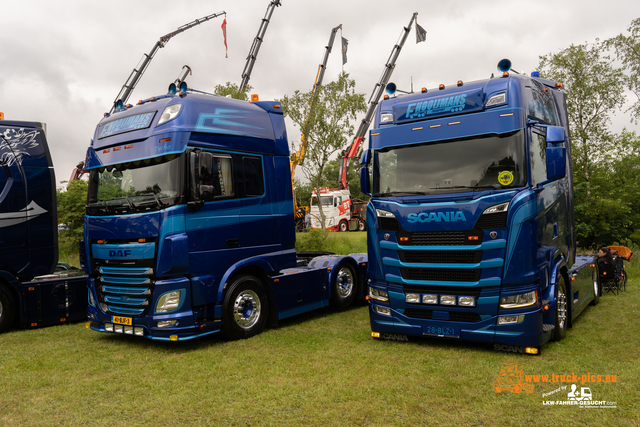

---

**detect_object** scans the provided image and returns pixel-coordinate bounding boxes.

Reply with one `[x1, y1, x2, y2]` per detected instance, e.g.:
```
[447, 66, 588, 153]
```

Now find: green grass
[295, 229, 367, 254]
[2, 237, 639, 426]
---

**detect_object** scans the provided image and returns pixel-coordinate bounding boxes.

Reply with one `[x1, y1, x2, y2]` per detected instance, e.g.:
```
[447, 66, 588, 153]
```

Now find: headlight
[500, 290, 537, 309]
[483, 202, 509, 215]
[422, 294, 438, 304]
[157, 104, 182, 125]
[155, 290, 183, 313]
[376, 209, 396, 219]
[369, 287, 389, 302]
[405, 293, 420, 303]
[458, 296, 476, 307]
[440, 295, 456, 305]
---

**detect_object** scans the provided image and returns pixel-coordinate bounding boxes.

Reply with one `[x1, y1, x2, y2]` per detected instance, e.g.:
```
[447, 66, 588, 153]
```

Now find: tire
[552, 278, 568, 341]
[331, 263, 357, 309]
[0, 285, 17, 334]
[590, 270, 600, 306]
[339, 221, 348, 232]
[222, 275, 268, 340]
[620, 267, 628, 292]
[358, 220, 366, 231]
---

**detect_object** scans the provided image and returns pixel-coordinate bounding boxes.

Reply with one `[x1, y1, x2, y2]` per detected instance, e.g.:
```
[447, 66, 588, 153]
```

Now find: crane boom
[239, 0, 282, 93]
[338, 12, 418, 190]
[291, 24, 342, 231]
[109, 11, 226, 114]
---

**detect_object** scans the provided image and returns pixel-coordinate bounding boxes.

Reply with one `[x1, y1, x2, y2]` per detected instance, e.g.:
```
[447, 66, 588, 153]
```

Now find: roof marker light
[439, 84, 445, 90]
[421, 87, 427, 93]
[251, 94, 259, 102]
[457, 80, 463, 87]
[556, 83, 563, 88]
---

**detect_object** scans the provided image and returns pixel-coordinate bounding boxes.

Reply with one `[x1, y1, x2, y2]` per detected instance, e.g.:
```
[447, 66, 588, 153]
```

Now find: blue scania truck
[82, 87, 366, 341]
[360, 61, 599, 354]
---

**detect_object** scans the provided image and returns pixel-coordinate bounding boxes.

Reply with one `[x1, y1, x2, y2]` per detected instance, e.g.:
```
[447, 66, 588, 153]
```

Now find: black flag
[342, 37, 349, 65]
[416, 23, 427, 44]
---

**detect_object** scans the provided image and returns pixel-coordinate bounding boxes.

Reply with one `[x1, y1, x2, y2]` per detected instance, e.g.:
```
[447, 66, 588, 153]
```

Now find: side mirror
[359, 150, 371, 196]
[546, 126, 566, 144]
[546, 147, 566, 181]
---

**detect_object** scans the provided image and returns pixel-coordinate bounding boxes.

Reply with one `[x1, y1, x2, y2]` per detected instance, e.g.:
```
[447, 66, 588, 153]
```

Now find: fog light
[124, 326, 133, 335]
[134, 327, 144, 336]
[105, 323, 114, 332]
[440, 295, 456, 305]
[526, 347, 539, 355]
[373, 305, 392, 316]
[157, 320, 177, 328]
[497, 315, 525, 325]
[114, 325, 124, 333]
[369, 287, 389, 302]
[458, 296, 476, 307]
[423, 294, 438, 304]
[405, 293, 420, 303]
[372, 332, 381, 338]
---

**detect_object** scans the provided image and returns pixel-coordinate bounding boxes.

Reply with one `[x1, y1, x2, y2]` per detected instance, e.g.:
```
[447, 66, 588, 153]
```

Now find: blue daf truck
[83, 88, 367, 341]
[0, 116, 87, 333]
[360, 61, 599, 354]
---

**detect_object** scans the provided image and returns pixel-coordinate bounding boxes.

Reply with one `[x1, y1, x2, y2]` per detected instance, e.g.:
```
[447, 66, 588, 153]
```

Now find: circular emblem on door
[384, 233, 390, 241]
[490, 231, 498, 239]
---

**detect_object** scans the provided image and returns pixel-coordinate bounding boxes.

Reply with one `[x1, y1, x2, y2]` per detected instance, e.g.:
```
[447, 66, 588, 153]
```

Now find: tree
[605, 18, 640, 124]
[56, 179, 88, 254]
[538, 41, 630, 248]
[279, 72, 366, 238]
[538, 41, 626, 191]
[213, 82, 253, 101]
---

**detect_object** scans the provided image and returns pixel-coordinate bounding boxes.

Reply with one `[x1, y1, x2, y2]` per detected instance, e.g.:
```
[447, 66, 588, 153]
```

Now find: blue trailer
[360, 61, 600, 354]
[0, 117, 87, 333]
[83, 88, 367, 341]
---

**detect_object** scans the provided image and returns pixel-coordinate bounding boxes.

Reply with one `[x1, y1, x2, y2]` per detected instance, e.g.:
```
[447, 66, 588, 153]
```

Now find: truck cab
[361, 65, 598, 352]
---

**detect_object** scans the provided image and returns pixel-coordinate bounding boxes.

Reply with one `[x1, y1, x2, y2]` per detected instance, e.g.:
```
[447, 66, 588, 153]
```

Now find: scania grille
[399, 250, 482, 264]
[400, 267, 481, 282]
[96, 266, 154, 317]
[396, 230, 483, 246]
[475, 212, 508, 229]
[403, 308, 482, 323]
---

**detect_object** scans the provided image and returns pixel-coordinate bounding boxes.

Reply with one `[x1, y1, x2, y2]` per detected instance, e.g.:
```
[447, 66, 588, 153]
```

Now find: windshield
[87, 153, 184, 215]
[373, 130, 526, 196]
[310, 196, 334, 207]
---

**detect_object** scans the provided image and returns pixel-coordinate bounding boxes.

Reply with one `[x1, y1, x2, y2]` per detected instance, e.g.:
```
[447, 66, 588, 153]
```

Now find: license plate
[113, 316, 132, 326]
[423, 325, 460, 338]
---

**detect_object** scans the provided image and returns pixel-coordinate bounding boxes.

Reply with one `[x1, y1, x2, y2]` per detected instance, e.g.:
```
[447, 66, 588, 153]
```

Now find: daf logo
[407, 211, 467, 224]
[490, 231, 498, 239]
[109, 249, 132, 257]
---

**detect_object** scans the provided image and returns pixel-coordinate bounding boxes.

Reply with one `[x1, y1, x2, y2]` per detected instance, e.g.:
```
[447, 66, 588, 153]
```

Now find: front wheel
[552, 278, 568, 341]
[222, 275, 268, 340]
[0, 285, 17, 333]
[331, 263, 357, 309]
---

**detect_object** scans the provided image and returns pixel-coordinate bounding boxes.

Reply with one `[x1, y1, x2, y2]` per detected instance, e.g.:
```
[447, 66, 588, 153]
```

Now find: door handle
[226, 238, 239, 248]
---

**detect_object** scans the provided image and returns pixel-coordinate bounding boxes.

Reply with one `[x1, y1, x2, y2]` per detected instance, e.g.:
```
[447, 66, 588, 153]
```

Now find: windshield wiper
[137, 192, 164, 208]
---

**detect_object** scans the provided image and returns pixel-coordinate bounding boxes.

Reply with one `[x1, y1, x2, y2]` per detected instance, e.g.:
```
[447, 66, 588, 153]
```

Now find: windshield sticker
[498, 171, 514, 186]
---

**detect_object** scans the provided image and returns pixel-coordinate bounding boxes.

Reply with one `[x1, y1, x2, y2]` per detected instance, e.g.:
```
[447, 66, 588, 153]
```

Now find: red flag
[221, 18, 228, 58]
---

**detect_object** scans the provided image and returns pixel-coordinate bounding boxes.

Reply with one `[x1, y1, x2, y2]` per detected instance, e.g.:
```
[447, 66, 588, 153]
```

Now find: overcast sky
[2, 0, 639, 189]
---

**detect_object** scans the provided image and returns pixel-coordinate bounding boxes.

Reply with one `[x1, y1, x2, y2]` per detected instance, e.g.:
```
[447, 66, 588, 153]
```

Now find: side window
[198, 152, 233, 199]
[243, 156, 264, 197]
[213, 155, 234, 197]
[530, 131, 547, 185]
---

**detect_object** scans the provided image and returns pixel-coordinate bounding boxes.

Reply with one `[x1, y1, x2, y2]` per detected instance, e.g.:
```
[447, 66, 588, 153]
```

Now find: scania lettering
[83, 82, 367, 341]
[360, 60, 600, 354]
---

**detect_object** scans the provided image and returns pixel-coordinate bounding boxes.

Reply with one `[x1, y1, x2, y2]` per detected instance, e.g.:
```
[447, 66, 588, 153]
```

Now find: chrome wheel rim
[336, 267, 354, 298]
[233, 290, 261, 329]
